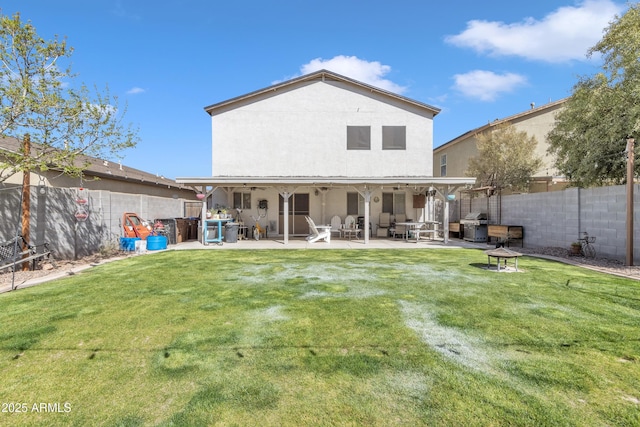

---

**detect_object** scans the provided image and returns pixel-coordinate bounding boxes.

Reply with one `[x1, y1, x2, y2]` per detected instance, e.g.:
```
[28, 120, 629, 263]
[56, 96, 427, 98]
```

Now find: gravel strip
[516, 246, 640, 279]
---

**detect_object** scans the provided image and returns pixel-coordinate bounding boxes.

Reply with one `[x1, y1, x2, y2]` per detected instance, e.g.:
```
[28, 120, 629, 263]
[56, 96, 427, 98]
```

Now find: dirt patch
[0, 251, 134, 290]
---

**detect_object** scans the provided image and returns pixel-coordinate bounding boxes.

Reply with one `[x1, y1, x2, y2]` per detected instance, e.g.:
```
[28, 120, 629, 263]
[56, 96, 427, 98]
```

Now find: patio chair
[305, 216, 331, 243]
[377, 212, 391, 237]
[341, 215, 361, 240]
[330, 215, 343, 237]
[392, 213, 407, 238]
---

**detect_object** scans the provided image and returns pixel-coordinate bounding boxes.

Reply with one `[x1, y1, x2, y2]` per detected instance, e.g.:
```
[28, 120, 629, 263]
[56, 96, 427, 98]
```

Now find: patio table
[203, 218, 232, 245]
[395, 222, 425, 241]
[340, 226, 361, 240]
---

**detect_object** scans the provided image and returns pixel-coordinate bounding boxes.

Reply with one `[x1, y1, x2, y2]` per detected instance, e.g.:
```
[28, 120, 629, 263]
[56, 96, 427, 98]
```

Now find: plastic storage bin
[146, 235, 168, 250]
[120, 237, 140, 251]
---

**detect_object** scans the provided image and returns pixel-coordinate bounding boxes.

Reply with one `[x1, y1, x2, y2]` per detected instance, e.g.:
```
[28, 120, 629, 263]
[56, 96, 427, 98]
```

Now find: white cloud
[452, 70, 527, 101]
[291, 55, 408, 94]
[445, 0, 623, 62]
[126, 87, 145, 95]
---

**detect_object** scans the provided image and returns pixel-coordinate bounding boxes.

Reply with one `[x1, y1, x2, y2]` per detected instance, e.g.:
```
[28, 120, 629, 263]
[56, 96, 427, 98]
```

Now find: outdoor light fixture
[38, 175, 46, 195]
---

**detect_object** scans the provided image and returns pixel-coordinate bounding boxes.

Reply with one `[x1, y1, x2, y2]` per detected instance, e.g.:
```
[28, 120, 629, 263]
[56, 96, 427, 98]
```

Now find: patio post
[443, 196, 450, 245]
[200, 191, 207, 244]
[626, 137, 634, 266]
[280, 190, 291, 244]
[363, 189, 372, 244]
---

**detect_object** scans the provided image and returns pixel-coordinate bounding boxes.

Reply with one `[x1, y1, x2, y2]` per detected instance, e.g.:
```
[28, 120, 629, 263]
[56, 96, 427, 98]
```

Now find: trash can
[187, 218, 199, 240]
[224, 222, 239, 243]
[175, 218, 189, 243]
[206, 225, 219, 241]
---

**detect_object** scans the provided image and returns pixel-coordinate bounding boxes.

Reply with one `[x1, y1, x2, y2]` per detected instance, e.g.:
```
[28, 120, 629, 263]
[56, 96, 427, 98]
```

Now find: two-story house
[433, 98, 568, 194]
[177, 70, 474, 243]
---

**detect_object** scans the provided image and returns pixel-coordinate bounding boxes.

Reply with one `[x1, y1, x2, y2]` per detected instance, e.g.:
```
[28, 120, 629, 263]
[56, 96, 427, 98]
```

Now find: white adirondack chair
[305, 216, 331, 243]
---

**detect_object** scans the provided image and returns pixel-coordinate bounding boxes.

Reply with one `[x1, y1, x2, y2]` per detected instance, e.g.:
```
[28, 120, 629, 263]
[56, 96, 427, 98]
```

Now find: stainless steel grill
[460, 212, 488, 242]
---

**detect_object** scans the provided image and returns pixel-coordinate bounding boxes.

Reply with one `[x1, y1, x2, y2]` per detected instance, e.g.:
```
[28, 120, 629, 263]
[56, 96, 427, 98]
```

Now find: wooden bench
[414, 228, 437, 241]
[487, 225, 523, 247]
[449, 222, 462, 239]
[0, 236, 55, 273]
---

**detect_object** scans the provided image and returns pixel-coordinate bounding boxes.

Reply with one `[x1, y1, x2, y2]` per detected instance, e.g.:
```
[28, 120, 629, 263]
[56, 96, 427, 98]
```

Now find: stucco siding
[509, 106, 563, 177]
[212, 81, 434, 178]
[433, 100, 565, 181]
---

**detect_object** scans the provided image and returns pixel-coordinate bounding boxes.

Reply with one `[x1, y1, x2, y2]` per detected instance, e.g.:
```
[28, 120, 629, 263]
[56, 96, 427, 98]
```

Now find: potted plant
[569, 242, 582, 255]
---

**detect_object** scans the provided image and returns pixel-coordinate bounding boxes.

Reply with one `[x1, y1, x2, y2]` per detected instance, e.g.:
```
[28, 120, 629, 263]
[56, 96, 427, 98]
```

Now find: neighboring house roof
[0, 136, 189, 190]
[433, 98, 568, 153]
[204, 69, 441, 117]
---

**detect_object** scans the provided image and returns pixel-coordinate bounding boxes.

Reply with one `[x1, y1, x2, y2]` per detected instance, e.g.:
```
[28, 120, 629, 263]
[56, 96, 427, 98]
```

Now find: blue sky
[6, 0, 627, 179]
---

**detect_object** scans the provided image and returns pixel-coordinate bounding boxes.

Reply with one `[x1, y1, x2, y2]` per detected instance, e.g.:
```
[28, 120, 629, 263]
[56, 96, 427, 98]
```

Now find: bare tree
[466, 123, 542, 193]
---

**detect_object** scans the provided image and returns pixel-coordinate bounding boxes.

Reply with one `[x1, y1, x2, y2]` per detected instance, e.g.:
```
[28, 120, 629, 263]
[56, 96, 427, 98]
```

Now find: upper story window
[347, 126, 371, 150]
[382, 126, 406, 150]
[440, 154, 447, 177]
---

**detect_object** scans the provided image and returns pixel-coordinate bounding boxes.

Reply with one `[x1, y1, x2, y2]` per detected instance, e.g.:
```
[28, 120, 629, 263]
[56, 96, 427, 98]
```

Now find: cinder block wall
[499, 185, 639, 263]
[1, 186, 194, 259]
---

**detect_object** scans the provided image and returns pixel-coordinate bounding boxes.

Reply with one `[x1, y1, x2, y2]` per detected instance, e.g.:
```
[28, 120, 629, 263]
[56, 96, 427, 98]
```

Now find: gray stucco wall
[1, 185, 196, 259]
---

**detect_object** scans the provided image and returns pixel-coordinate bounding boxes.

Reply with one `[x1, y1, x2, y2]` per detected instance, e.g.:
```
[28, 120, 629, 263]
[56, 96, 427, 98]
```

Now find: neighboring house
[177, 69, 475, 243]
[433, 98, 568, 194]
[0, 136, 194, 199]
[0, 137, 199, 258]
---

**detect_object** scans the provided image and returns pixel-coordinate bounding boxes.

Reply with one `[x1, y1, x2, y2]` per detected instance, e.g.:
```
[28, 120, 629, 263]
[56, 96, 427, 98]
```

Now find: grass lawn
[0, 248, 639, 426]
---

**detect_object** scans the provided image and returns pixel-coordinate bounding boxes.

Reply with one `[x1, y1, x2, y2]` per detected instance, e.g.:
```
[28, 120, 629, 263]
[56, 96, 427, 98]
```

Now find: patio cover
[175, 176, 476, 244]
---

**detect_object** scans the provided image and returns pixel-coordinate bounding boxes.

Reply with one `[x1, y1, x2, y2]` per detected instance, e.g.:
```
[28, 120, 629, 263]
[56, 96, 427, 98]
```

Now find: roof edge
[176, 176, 475, 187]
[434, 97, 568, 153]
[204, 69, 441, 116]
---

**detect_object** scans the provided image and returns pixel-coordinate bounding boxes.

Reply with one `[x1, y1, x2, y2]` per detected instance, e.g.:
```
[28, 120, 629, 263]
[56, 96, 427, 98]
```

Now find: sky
[4, 0, 629, 180]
